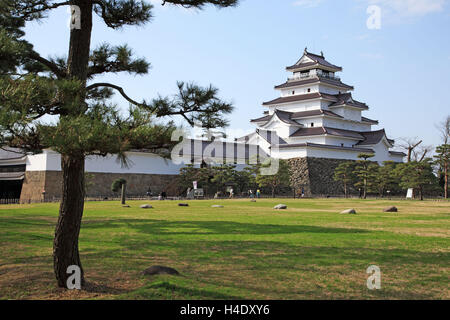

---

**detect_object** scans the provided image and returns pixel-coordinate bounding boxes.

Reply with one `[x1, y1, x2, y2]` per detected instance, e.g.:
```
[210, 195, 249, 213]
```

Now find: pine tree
[434, 144, 449, 199]
[354, 153, 375, 199]
[395, 159, 438, 201]
[333, 161, 355, 198]
[255, 159, 291, 198]
[372, 161, 400, 197]
[0, 0, 238, 288]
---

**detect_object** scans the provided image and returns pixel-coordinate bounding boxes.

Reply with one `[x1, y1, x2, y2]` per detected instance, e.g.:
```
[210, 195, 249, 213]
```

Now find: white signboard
[406, 188, 413, 199]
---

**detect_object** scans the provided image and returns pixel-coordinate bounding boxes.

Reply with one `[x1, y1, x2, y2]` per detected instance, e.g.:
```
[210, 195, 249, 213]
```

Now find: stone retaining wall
[288, 157, 356, 197]
[20, 171, 179, 203]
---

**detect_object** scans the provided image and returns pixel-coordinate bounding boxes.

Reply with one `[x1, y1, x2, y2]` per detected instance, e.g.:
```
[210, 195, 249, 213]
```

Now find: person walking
[256, 189, 261, 199]
[229, 188, 234, 199]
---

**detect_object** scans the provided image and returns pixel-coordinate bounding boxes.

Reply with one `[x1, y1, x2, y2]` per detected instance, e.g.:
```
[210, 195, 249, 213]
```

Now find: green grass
[0, 198, 448, 300]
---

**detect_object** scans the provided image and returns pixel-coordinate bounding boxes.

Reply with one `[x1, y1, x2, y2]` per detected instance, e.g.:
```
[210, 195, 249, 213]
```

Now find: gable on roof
[328, 93, 369, 110]
[286, 49, 342, 72]
[290, 126, 365, 140]
[357, 129, 394, 147]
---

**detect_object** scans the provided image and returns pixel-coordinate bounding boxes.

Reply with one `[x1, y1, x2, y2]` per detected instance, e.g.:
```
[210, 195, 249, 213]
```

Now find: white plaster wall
[26, 150, 61, 171]
[367, 141, 394, 164]
[318, 85, 342, 95]
[324, 136, 358, 147]
[280, 84, 319, 97]
[269, 101, 322, 113]
[323, 118, 371, 131]
[287, 136, 327, 144]
[85, 152, 183, 174]
[275, 148, 308, 159]
[344, 108, 362, 122]
[306, 148, 362, 160]
[295, 117, 324, 128]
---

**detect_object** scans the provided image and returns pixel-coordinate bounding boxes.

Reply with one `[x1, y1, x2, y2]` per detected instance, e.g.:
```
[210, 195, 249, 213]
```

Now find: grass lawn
[0, 198, 448, 300]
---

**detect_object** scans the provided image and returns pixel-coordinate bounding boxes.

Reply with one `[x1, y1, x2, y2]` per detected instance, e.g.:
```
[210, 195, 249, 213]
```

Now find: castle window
[341, 143, 344, 147]
[292, 91, 295, 95]
[307, 88, 311, 93]
[311, 123, 314, 127]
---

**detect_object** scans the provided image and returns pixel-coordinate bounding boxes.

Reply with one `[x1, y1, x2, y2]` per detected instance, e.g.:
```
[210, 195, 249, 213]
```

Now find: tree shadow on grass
[82, 218, 369, 236]
[123, 281, 243, 300]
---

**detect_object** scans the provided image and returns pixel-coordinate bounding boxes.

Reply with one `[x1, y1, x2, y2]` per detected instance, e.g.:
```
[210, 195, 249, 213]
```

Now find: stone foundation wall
[288, 157, 356, 197]
[20, 171, 46, 203]
[20, 171, 179, 203]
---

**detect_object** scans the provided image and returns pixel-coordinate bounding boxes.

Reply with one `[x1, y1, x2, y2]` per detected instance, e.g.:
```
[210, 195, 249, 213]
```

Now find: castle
[0, 49, 404, 202]
[238, 48, 404, 163]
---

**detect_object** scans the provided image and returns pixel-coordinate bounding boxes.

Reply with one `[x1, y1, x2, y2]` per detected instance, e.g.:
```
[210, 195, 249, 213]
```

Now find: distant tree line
[334, 138, 449, 200]
[177, 160, 292, 198]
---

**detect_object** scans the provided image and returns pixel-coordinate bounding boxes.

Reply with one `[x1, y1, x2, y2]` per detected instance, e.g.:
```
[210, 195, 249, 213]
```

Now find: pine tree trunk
[445, 164, 448, 199]
[53, 1, 92, 288]
[53, 155, 86, 287]
[121, 183, 126, 205]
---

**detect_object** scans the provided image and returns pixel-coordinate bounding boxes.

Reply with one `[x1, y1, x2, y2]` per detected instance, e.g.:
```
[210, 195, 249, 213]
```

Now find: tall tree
[372, 161, 400, 197]
[0, 0, 238, 288]
[255, 159, 291, 198]
[354, 153, 375, 199]
[333, 161, 355, 198]
[434, 144, 449, 199]
[395, 159, 438, 201]
[436, 115, 450, 145]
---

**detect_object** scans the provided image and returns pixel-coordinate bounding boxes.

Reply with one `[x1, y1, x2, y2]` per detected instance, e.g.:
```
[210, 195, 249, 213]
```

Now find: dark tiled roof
[256, 129, 288, 145]
[0, 172, 25, 180]
[290, 126, 365, 140]
[328, 93, 368, 109]
[361, 116, 379, 124]
[389, 151, 406, 156]
[276, 142, 374, 153]
[0, 148, 26, 161]
[251, 110, 301, 126]
[252, 109, 342, 126]
[250, 114, 272, 123]
[274, 76, 354, 90]
[286, 51, 342, 71]
[357, 129, 394, 146]
[262, 92, 337, 106]
[273, 110, 302, 126]
[291, 109, 343, 119]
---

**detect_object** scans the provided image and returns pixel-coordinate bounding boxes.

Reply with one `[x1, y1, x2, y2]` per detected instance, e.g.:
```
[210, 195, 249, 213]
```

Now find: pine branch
[28, 50, 67, 78]
[93, 0, 153, 29]
[10, 1, 71, 20]
[87, 43, 150, 78]
[86, 81, 233, 128]
[161, 0, 238, 8]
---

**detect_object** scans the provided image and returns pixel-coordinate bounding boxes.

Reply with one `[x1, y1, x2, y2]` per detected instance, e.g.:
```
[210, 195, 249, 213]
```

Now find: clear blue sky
[24, 0, 450, 147]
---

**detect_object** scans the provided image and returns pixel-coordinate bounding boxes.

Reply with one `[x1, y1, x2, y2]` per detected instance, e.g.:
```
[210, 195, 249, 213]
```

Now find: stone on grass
[274, 204, 287, 210]
[122, 205, 131, 208]
[142, 265, 179, 276]
[251, 199, 257, 202]
[178, 203, 189, 207]
[340, 208, 356, 214]
[383, 206, 398, 212]
[212, 205, 224, 208]
[140, 204, 153, 209]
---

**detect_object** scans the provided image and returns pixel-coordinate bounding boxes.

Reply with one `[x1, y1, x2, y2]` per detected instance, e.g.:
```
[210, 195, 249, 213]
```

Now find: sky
[23, 0, 450, 148]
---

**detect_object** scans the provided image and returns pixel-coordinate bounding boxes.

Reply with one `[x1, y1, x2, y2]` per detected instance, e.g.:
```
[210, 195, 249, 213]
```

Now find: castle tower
[239, 48, 405, 164]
